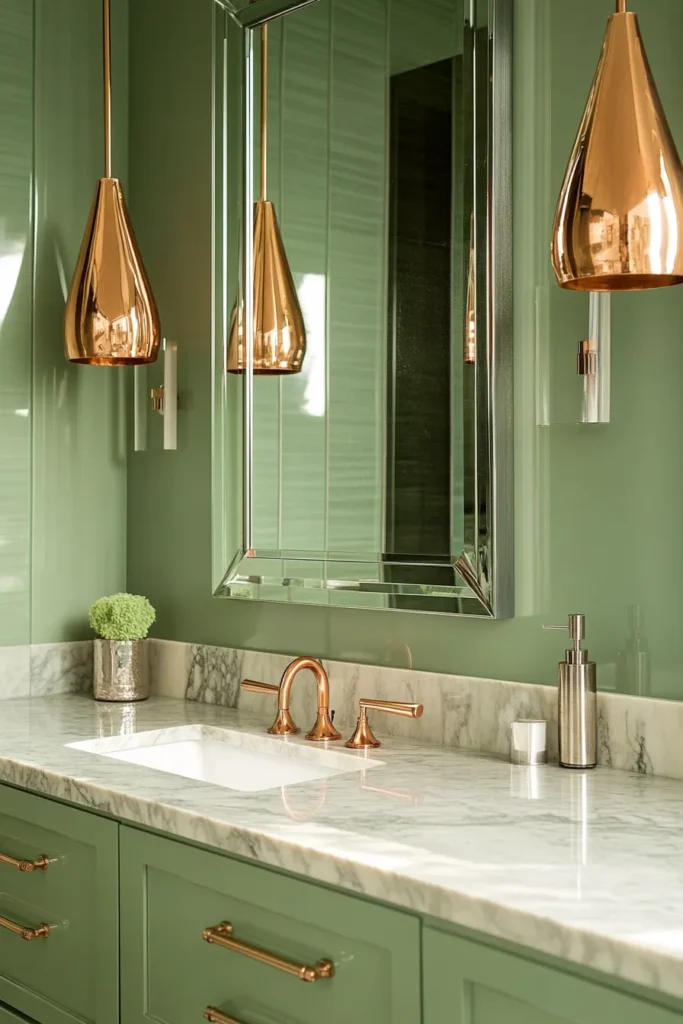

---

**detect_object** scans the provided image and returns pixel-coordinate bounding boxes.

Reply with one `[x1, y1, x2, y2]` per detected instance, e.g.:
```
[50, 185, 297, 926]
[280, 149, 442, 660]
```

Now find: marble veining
[2, 695, 683, 1000]
[30, 641, 93, 697]
[0, 646, 30, 700]
[185, 643, 243, 707]
[150, 638, 683, 783]
[0, 642, 95, 701]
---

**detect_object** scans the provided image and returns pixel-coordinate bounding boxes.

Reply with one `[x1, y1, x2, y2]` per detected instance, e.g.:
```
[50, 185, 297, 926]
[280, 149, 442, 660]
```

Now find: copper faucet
[241, 657, 341, 742]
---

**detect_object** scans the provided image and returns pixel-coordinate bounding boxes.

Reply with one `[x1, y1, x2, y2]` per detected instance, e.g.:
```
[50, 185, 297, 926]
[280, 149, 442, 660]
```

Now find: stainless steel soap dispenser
[543, 614, 597, 769]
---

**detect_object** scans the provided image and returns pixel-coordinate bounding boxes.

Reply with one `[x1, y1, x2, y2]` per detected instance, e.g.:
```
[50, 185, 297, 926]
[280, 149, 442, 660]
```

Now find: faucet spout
[270, 657, 341, 742]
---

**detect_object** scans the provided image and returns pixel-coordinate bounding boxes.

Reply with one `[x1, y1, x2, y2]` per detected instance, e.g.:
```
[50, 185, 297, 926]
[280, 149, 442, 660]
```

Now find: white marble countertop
[1, 696, 683, 1001]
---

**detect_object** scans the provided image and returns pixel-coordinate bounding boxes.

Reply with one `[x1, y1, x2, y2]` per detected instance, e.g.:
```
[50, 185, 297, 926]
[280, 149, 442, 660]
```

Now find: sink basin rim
[66, 723, 384, 793]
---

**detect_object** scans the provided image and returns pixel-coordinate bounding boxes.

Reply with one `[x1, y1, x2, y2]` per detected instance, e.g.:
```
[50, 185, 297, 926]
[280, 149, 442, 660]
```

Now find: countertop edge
[0, 753, 678, 1005]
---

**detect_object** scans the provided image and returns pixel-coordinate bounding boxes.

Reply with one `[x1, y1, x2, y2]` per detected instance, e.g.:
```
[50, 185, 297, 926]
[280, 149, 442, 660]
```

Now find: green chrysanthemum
[89, 593, 156, 641]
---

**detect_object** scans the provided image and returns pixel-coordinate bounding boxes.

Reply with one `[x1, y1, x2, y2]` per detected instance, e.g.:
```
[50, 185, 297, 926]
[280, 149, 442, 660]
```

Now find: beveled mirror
[212, 0, 513, 616]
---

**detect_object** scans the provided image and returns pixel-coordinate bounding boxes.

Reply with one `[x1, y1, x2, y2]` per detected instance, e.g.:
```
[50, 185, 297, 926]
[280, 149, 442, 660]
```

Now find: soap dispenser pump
[543, 614, 597, 769]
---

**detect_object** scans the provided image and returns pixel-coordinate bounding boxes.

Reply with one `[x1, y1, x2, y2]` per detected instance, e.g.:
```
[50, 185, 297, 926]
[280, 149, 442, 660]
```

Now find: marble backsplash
[150, 638, 683, 782]
[0, 636, 678, 782]
[0, 642, 93, 700]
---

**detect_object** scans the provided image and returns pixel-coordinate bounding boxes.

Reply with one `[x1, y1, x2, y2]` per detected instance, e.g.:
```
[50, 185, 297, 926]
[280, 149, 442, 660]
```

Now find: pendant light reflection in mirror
[552, 0, 683, 292]
[227, 22, 306, 375]
[64, 0, 160, 365]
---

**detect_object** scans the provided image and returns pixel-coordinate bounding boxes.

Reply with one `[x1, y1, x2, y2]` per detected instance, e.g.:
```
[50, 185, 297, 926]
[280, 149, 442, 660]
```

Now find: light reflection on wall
[0, 248, 25, 326]
[297, 272, 326, 418]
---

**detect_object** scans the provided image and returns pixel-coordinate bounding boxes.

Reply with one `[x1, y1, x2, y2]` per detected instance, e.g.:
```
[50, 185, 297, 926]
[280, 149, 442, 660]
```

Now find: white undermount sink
[67, 724, 384, 792]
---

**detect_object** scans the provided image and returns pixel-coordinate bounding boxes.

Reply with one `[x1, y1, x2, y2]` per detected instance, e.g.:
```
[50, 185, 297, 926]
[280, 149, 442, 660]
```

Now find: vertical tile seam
[323, 0, 333, 562]
[29, 0, 38, 655]
[277, 17, 285, 555]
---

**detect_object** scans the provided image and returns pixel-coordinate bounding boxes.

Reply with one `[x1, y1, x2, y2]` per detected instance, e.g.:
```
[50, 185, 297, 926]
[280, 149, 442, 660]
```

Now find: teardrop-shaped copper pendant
[227, 24, 305, 375]
[64, 0, 160, 364]
[64, 178, 161, 365]
[227, 200, 306, 374]
[552, 1, 683, 291]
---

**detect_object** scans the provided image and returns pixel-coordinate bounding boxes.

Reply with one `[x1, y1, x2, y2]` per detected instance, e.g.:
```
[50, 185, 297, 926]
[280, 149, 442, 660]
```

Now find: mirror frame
[214, 0, 322, 28]
[212, 0, 513, 618]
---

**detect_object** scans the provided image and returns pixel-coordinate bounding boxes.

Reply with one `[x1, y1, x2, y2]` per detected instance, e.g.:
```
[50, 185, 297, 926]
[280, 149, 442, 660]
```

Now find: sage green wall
[31, 0, 128, 642]
[0, 0, 33, 645]
[0, 0, 128, 646]
[127, 0, 683, 698]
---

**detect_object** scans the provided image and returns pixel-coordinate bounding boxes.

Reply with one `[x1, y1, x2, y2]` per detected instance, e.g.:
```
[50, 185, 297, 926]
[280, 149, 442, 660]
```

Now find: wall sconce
[577, 294, 610, 424]
[134, 340, 178, 451]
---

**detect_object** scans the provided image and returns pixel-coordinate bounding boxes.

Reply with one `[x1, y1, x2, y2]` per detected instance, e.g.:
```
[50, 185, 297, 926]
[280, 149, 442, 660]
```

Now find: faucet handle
[241, 680, 280, 695]
[345, 699, 424, 749]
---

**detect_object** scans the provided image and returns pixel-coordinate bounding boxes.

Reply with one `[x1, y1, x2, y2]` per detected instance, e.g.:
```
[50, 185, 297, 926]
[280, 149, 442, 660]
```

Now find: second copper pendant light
[227, 23, 306, 375]
[552, 0, 683, 291]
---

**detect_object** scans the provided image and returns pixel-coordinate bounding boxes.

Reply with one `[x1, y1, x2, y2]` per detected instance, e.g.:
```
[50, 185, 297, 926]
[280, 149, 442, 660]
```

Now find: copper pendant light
[64, 0, 160, 364]
[552, 0, 683, 291]
[227, 24, 306, 375]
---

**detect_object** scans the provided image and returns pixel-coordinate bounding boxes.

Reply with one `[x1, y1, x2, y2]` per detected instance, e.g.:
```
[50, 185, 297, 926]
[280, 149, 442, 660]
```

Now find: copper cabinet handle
[204, 1009, 246, 1024]
[0, 852, 50, 873]
[0, 914, 50, 941]
[202, 922, 334, 983]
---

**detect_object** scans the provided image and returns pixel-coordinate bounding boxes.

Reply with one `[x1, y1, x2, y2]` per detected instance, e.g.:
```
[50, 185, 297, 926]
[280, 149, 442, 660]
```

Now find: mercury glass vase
[93, 639, 150, 702]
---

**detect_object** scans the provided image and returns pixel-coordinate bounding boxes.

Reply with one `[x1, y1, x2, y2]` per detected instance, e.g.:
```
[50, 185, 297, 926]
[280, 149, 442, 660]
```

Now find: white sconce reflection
[297, 273, 326, 418]
[0, 248, 25, 328]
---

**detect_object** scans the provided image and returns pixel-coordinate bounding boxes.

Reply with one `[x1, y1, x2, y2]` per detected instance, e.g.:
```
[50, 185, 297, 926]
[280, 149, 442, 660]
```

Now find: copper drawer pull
[0, 914, 50, 941]
[202, 922, 334, 983]
[204, 1008, 246, 1024]
[0, 852, 50, 873]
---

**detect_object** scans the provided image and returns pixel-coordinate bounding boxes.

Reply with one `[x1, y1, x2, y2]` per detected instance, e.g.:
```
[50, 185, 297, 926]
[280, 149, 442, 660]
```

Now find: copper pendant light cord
[103, 0, 112, 178]
[260, 24, 268, 201]
[616, 0, 627, 11]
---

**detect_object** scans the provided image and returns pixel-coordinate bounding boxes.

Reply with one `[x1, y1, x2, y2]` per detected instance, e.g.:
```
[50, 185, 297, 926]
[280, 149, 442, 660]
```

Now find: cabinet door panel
[120, 825, 420, 1024]
[0, 1001, 39, 1024]
[0, 784, 118, 1024]
[472, 987, 574, 1024]
[424, 926, 683, 1024]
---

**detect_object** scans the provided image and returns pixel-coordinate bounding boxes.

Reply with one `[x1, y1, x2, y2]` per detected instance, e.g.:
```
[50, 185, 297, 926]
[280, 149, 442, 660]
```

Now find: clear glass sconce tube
[580, 293, 610, 424]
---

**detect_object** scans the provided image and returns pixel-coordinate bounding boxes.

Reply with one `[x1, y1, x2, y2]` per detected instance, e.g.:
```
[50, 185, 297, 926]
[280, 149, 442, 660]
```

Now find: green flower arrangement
[89, 593, 156, 642]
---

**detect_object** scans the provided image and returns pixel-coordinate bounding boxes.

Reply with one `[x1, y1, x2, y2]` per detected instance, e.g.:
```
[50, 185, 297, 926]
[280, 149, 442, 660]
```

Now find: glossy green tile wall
[0, 0, 128, 646]
[31, 0, 128, 643]
[127, 0, 683, 698]
[0, 0, 33, 645]
[251, 1, 387, 567]
[250, 0, 463, 609]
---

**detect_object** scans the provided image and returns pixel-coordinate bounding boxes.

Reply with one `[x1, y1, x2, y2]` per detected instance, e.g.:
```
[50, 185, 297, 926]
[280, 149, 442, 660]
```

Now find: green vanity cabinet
[0, 784, 119, 1024]
[0, 1003, 41, 1024]
[0, 778, 682, 1024]
[119, 825, 421, 1024]
[423, 926, 683, 1024]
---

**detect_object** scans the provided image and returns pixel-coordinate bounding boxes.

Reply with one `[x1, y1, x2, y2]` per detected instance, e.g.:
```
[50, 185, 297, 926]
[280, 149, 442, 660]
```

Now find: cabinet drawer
[0, 1000, 39, 1024]
[0, 784, 118, 1024]
[120, 825, 420, 1024]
